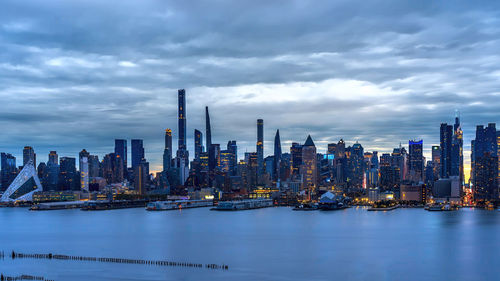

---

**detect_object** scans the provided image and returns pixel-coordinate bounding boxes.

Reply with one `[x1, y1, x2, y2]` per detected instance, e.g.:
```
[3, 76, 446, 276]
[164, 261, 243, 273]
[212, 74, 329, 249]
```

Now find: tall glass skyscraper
[440, 123, 453, 178]
[408, 140, 424, 182]
[256, 119, 264, 181]
[163, 129, 172, 172]
[194, 129, 203, 160]
[178, 89, 187, 151]
[131, 139, 145, 168]
[114, 139, 127, 175]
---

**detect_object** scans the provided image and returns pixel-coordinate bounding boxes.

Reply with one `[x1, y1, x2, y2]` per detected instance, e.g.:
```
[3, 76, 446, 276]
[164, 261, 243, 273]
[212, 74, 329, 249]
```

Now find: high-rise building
[59, 157, 77, 191]
[114, 139, 127, 174]
[163, 129, 172, 172]
[1, 153, 17, 192]
[131, 139, 145, 168]
[23, 146, 36, 167]
[88, 155, 100, 178]
[48, 151, 58, 165]
[134, 159, 149, 195]
[178, 89, 187, 151]
[206, 106, 212, 150]
[208, 144, 221, 172]
[290, 142, 303, 176]
[79, 149, 90, 191]
[440, 123, 453, 178]
[409, 140, 424, 182]
[451, 116, 464, 186]
[227, 140, 238, 175]
[472, 123, 498, 201]
[194, 129, 203, 160]
[102, 153, 124, 184]
[301, 135, 317, 198]
[256, 119, 264, 181]
[273, 129, 282, 182]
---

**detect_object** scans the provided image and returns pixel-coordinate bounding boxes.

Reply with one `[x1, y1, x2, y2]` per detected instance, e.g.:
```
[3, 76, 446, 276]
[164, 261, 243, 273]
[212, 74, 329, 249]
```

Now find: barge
[146, 199, 213, 211]
[212, 199, 273, 211]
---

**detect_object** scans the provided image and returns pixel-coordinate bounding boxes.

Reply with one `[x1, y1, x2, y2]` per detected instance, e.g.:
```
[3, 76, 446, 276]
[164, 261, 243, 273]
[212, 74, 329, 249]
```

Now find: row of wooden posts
[0, 274, 53, 281]
[10, 251, 228, 270]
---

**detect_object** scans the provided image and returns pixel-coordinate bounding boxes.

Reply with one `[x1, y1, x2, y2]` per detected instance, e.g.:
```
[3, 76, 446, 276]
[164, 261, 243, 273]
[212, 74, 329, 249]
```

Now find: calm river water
[0, 207, 499, 280]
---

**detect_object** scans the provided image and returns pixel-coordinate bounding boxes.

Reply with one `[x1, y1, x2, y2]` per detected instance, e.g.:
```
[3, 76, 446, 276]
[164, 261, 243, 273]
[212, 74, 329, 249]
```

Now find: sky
[1, 0, 500, 178]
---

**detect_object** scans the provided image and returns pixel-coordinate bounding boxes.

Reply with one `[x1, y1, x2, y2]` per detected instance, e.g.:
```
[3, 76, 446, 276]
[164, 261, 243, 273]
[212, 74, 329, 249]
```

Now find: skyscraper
[59, 157, 77, 191]
[256, 119, 264, 181]
[206, 106, 212, 150]
[114, 139, 127, 173]
[23, 146, 35, 167]
[408, 140, 424, 182]
[79, 149, 90, 191]
[472, 123, 498, 201]
[451, 116, 464, 186]
[131, 139, 145, 169]
[195, 129, 203, 160]
[440, 123, 453, 178]
[227, 140, 237, 175]
[48, 151, 58, 165]
[273, 129, 282, 182]
[1, 153, 17, 191]
[301, 135, 317, 198]
[178, 89, 187, 151]
[163, 129, 172, 172]
[290, 142, 303, 176]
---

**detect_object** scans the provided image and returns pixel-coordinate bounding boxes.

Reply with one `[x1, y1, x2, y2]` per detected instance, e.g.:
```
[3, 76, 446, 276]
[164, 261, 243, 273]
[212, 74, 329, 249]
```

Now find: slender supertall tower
[163, 129, 172, 172]
[257, 119, 264, 181]
[178, 89, 187, 151]
[273, 129, 282, 182]
[206, 106, 212, 150]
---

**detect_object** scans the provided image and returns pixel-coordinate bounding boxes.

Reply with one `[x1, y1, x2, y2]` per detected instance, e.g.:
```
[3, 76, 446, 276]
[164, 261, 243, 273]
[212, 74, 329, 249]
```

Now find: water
[0, 207, 499, 281]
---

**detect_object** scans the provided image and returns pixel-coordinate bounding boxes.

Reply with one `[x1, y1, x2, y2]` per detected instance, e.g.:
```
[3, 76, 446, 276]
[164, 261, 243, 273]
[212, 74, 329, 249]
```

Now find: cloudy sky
[1, 0, 500, 177]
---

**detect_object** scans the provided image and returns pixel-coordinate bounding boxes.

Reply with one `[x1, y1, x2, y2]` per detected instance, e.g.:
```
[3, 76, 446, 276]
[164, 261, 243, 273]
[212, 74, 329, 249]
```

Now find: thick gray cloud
[1, 0, 500, 177]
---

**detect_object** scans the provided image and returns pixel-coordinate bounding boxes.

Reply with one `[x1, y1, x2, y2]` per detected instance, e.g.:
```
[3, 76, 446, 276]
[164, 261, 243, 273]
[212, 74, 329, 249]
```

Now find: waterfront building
[0, 160, 42, 202]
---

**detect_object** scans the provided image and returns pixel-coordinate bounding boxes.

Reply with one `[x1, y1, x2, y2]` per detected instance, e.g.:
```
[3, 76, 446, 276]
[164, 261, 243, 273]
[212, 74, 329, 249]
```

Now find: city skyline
[2, 1, 500, 178]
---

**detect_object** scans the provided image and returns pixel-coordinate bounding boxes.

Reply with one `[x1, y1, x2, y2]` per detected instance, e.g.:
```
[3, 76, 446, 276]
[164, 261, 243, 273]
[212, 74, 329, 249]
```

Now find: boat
[425, 203, 458, 212]
[211, 199, 273, 211]
[30, 201, 85, 210]
[367, 200, 399, 211]
[319, 202, 349, 211]
[292, 203, 318, 211]
[146, 199, 213, 211]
